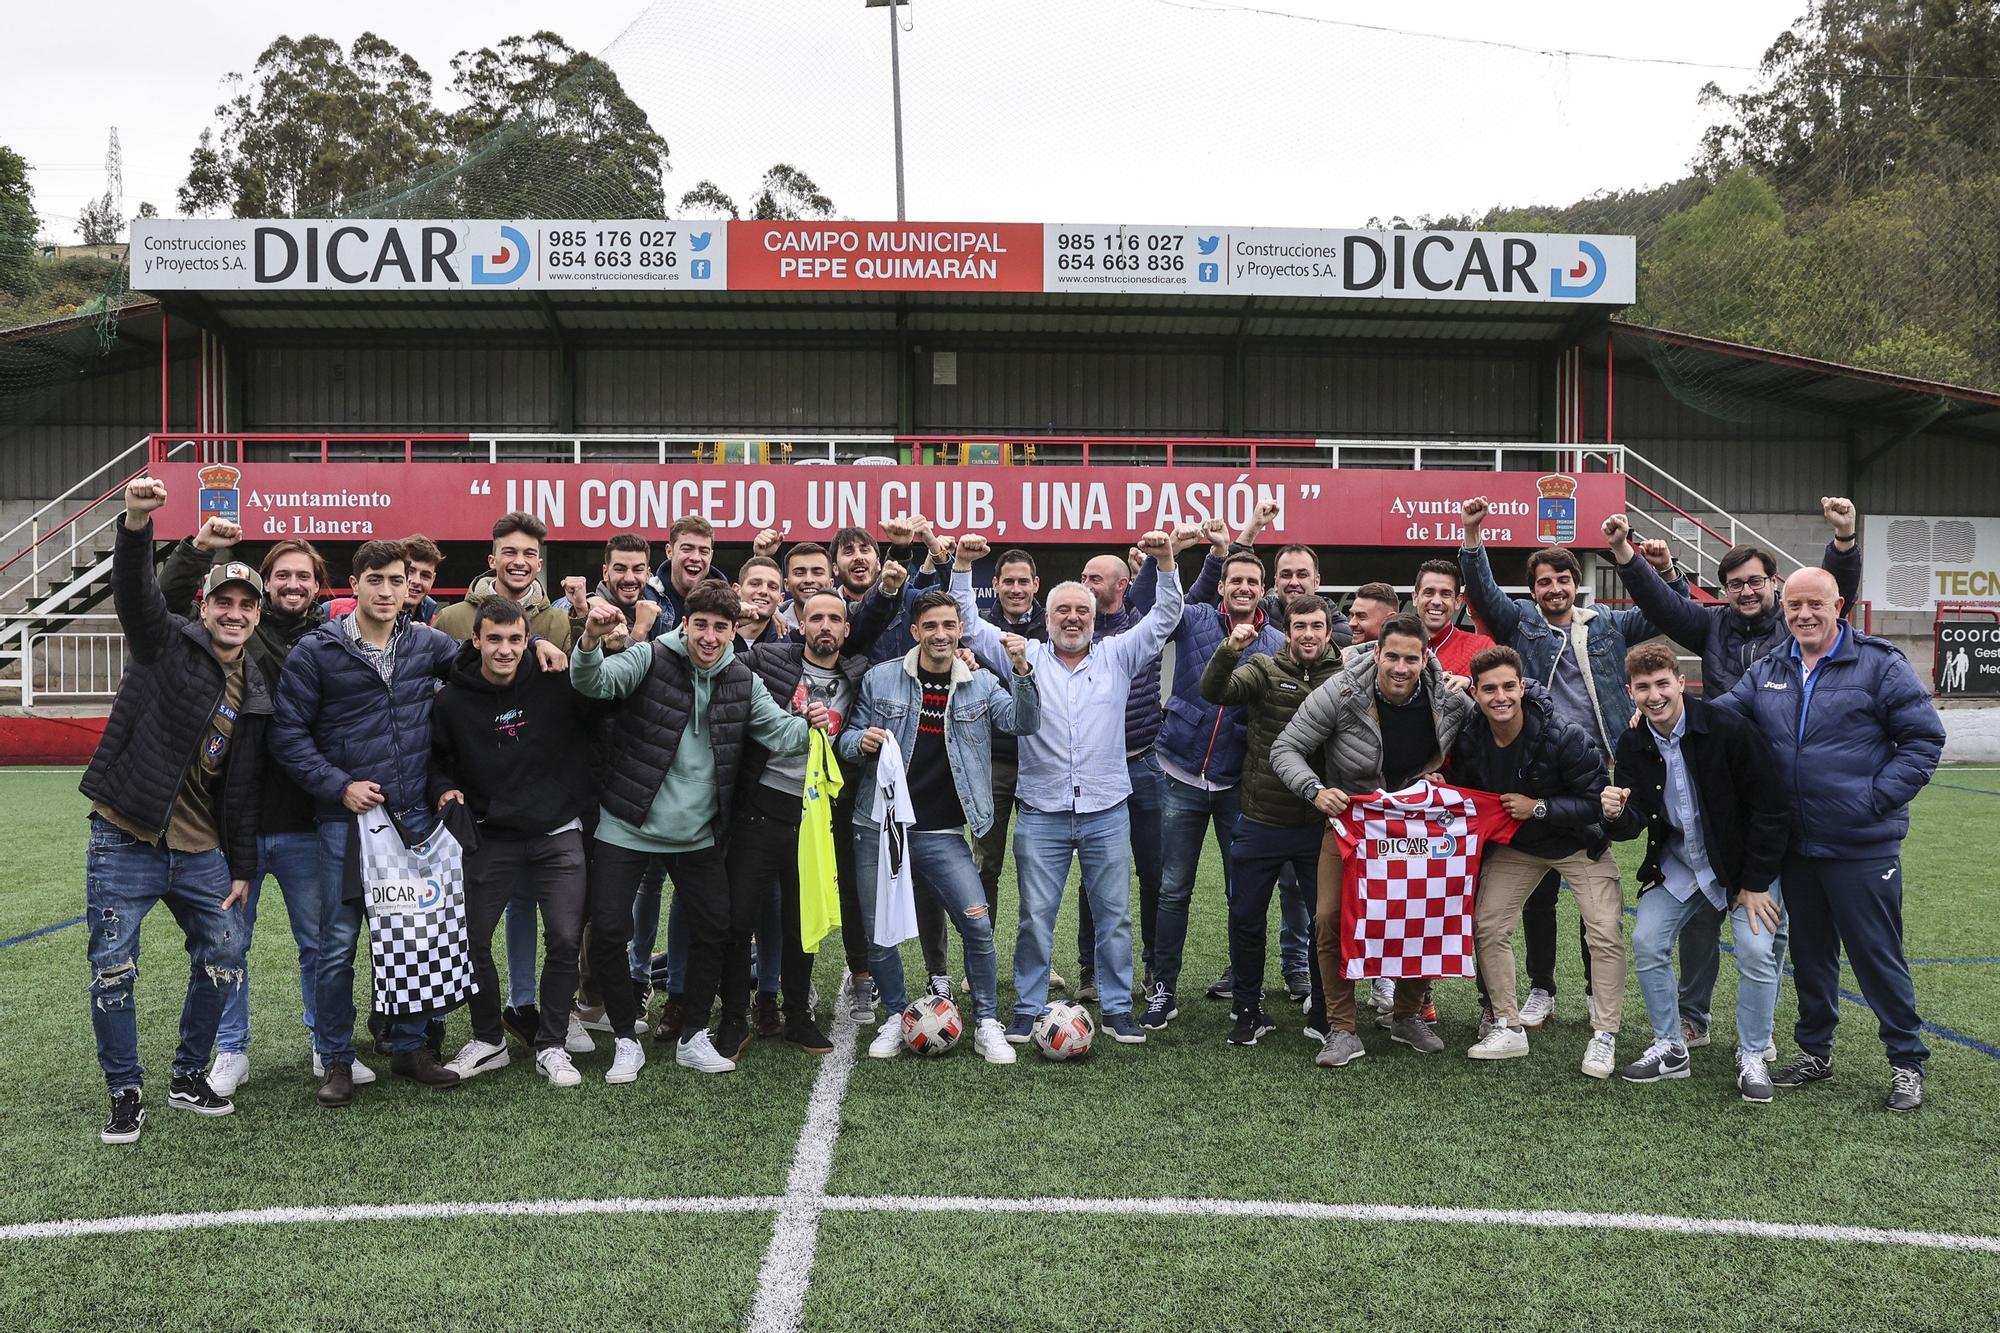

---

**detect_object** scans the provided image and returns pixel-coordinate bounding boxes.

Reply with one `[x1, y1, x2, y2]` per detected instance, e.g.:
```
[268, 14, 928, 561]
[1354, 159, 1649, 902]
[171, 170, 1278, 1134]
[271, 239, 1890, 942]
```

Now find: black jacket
[1604, 696, 1788, 901]
[159, 536, 326, 834]
[80, 521, 271, 879]
[597, 639, 756, 833]
[1446, 681, 1609, 859]
[739, 641, 870, 797]
[428, 642, 598, 837]
[981, 600, 1048, 764]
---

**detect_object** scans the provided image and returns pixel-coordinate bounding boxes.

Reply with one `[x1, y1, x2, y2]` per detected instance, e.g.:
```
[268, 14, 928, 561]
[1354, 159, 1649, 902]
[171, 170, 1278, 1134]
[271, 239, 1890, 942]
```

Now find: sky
[3, 0, 1806, 241]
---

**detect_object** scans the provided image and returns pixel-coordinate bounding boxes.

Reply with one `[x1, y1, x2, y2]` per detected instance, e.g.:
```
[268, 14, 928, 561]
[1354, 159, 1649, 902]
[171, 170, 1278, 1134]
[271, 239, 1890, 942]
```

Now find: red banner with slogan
[727, 222, 1044, 292]
[148, 463, 1619, 549]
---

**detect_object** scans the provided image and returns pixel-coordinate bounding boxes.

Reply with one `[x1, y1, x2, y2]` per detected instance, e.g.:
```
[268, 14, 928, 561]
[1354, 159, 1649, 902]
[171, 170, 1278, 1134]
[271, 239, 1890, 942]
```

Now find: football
[1032, 1001, 1095, 1061]
[900, 994, 963, 1056]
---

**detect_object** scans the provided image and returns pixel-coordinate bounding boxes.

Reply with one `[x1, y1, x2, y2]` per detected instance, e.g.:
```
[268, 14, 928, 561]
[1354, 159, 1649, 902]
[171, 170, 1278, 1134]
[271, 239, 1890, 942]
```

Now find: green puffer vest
[1200, 640, 1345, 827]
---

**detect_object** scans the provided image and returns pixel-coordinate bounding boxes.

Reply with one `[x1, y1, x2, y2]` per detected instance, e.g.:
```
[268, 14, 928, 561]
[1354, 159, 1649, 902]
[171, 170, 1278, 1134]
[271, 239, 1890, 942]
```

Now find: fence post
[21, 635, 35, 708]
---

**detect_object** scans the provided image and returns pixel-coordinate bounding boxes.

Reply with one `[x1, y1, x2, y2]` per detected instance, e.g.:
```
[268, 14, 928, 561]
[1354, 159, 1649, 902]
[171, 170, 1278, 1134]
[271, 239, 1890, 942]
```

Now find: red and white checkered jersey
[1331, 780, 1520, 980]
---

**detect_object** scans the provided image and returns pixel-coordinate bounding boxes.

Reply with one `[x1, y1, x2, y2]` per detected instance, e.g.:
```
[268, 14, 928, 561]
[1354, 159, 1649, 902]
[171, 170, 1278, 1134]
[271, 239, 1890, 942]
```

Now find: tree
[677, 180, 740, 220]
[77, 193, 122, 245]
[177, 33, 447, 217]
[748, 164, 834, 221]
[0, 144, 36, 297]
[1631, 168, 1787, 345]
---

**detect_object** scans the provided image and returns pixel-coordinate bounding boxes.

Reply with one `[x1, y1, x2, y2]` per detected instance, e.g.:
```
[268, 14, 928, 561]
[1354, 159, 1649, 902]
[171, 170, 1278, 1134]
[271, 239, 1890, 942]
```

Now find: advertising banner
[1934, 620, 2000, 697]
[1862, 515, 2000, 612]
[131, 219, 1633, 305]
[150, 462, 1620, 549]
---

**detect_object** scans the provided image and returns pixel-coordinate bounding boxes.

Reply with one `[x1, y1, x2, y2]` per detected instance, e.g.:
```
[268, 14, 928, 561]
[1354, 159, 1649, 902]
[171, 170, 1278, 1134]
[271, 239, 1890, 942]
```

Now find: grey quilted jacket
[1270, 651, 1475, 801]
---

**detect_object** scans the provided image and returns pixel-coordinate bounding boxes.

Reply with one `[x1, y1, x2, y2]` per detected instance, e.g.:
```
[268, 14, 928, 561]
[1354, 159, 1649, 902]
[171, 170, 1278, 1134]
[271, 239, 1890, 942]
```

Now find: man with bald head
[1713, 566, 1944, 1112]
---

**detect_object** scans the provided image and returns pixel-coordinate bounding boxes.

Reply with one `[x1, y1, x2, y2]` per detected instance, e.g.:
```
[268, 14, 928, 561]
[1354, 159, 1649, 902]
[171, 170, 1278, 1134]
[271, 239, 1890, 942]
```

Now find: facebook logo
[691, 258, 711, 280]
[1197, 262, 1218, 283]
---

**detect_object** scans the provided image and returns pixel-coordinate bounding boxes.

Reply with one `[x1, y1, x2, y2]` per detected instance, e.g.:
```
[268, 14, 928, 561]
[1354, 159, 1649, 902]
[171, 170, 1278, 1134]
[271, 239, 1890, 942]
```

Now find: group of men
[79, 475, 1944, 1146]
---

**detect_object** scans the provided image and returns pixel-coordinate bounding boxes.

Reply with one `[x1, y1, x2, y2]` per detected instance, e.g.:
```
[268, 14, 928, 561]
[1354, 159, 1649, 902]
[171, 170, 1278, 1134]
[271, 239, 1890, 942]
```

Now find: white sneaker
[565, 1014, 597, 1055]
[575, 1001, 613, 1034]
[208, 1051, 250, 1098]
[445, 1038, 510, 1081]
[1371, 977, 1395, 1012]
[535, 1047, 582, 1088]
[973, 1018, 1017, 1065]
[311, 1051, 376, 1084]
[1581, 1030, 1618, 1080]
[605, 1037, 647, 1084]
[1518, 988, 1555, 1029]
[675, 1030, 737, 1074]
[1467, 1024, 1530, 1059]
[868, 1017, 904, 1059]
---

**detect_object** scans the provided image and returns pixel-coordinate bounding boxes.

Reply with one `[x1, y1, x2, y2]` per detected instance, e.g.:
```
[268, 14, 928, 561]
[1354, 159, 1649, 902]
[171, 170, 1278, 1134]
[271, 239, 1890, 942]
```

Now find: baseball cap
[203, 561, 265, 600]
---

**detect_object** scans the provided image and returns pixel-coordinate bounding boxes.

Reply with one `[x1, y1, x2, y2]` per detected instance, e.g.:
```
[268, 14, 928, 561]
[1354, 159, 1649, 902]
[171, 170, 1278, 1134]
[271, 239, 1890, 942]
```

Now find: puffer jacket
[1445, 681, 1610, 859]
[1460, 541, 1687, 757]
[1711, 624, 1944, 857]
[1612, 540, 1861, 695]
[1158, 601, 1285, 788]
[159, 536, 327, 834]
[271, 612, 461, 821]
[432, 574, 573, 650]
[1200, 638, 1345, 826]
[80, 519, 271, 880]
[1270, 650, 1475, 806]
[838, 647, 1042, 836]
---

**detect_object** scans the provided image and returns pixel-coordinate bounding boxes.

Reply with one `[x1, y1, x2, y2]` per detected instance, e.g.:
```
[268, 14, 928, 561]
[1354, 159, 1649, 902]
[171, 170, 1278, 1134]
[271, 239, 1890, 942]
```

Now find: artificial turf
[0, 767, 1994, 1330]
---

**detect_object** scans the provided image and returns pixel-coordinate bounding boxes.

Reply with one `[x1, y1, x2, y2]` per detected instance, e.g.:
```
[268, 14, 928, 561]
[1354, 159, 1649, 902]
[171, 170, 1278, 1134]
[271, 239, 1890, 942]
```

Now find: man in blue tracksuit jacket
[1712, 568, 1944, 1112]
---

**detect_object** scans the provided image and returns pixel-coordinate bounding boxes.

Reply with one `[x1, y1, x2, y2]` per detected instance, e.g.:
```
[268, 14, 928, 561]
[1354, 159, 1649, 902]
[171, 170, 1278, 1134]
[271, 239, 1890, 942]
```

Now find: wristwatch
[1531, 800, 1548, 820]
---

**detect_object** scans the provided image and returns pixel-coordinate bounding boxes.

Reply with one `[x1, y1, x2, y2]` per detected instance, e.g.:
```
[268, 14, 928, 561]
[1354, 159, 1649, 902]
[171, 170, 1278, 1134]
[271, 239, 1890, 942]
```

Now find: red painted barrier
[0, 714, 107, 765]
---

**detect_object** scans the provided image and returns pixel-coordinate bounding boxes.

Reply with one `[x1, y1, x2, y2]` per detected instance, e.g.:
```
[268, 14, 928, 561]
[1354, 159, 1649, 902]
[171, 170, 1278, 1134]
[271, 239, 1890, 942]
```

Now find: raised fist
[1821, 496, 1857, 539]
[1601, 513, 1632, 549]
[879, 559, 908, 596]
[1460, 496, 1489, 534]
[1254, 498, 1281, 525]
[1001, 633, 1030, 672]
[1138, 530, 1171, 561]
[753, 528, 782, 558]
[582, 598, 625, 646]
[1226, 622, 1259, 651]
[561, 575, 589, 607]
[632, 600, 662, 635]
[880, 514, 916, 547]
[124, 477, 168, 521]
[193, 516, 241, 552]
[955, 534, 990, 564]
[1600, 786, 1630, 820]
[1202, 518, 1230, 553]
[1638, 538, 1674, 571]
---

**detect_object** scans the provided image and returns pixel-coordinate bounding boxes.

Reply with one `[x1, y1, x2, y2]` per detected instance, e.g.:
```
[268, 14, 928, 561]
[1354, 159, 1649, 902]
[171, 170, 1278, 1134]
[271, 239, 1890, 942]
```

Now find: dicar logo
[472, 226, 531, 285]
[1549, 239, 1607, 299]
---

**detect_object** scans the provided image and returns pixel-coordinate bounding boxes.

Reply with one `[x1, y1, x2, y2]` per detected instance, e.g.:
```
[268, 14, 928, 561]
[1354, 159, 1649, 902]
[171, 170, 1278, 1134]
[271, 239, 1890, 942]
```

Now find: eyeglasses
[1723, 575, 1770, 593]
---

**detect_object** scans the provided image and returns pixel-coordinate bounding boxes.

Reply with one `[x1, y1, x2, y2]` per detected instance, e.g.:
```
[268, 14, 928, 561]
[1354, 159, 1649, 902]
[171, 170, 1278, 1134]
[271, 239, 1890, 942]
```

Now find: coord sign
[130, 219, 1635, 305]
[1935, 621, 2000, 697]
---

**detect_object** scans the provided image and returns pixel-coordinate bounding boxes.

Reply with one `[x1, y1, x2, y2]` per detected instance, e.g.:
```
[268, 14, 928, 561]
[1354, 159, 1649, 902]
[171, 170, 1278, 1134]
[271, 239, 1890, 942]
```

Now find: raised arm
[113, 482, 175, 665]
[947, 536, 1007, 662]
[570, 600, 656, 700]
[1456, 498, 1523, 644]
[1603, 514, 1711, 654]
[1097, 529, 1192, 675]
[159, 518, 234, 615]
[1820, 497, 1862, 615]
[987, 639, 1041, 737]
[748, 675, 814, 756]
[1199, 628, 1265, 706]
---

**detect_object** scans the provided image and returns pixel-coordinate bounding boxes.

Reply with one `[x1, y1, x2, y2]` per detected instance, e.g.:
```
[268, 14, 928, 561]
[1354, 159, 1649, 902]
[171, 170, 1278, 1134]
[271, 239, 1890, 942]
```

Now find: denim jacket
[838, 648, 1040, 836]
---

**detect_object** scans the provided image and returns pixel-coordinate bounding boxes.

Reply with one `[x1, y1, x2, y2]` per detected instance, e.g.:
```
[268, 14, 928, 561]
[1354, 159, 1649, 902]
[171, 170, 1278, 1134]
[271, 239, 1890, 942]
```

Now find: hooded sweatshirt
[432, 574, 574, 649]
[428, 640, 597, 836]
[570, 626, 808, 853]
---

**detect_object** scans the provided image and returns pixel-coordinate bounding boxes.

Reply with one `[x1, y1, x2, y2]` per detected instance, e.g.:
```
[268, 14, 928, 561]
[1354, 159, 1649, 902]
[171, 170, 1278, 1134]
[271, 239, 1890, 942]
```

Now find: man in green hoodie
[570, 582, 824, 1083]
[1200, 593, 1346, 1047]
[433, 511, 574, 650]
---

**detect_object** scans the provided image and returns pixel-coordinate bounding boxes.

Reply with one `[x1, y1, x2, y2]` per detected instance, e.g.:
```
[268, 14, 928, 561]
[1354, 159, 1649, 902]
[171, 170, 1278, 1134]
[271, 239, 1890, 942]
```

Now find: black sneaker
[714, 1016, 752, 1061]
[101, 1087, 145, 1144]
[1887, 1066, 1925, 1113]
[1771, 1051, 1834, 1088]
[168, 1072, 235, 1117]
[1205, 968, 1234, 1000]
[1228, 1011, 1277, 1046]
[1618, 1040, 1691, 1083]
[502, 1004, 541, 1050]
[1140, 983, 1178, 1030]
[783, 1012, 834, 1055]
[1284, 971, 1311, 1004]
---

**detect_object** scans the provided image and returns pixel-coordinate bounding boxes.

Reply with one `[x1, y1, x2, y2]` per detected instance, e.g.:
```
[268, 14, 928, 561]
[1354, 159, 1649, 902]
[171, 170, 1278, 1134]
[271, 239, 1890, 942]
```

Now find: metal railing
[21, 616, 125, 706]
[1615, 444, 1811, 586]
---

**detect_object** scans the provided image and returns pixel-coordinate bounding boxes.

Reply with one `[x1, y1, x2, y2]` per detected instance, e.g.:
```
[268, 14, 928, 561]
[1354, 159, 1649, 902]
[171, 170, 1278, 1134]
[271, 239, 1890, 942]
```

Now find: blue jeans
[1151, 775, 1241, 994]
[753, 876, 784, 996]
[1632, 884, 1787, 1058]
[632, 860, 672, 988]
[1013, 804, 1134, 1018]
[855, 823, 1001, 1022]
[314, 813, 437, 1064]
[84, 817, 248, 1091]
[1081, 751, 1165, 971]
[504, 883, 540, 1009]
[215, 830, 324, 1054]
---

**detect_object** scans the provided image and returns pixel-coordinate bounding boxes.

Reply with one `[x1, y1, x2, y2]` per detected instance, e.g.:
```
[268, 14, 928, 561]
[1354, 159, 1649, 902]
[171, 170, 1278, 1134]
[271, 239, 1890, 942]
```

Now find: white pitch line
[745, 1001, 864, 1333]
[0, 1193, 779, 1243]
[824, 1194, 2000, 1255]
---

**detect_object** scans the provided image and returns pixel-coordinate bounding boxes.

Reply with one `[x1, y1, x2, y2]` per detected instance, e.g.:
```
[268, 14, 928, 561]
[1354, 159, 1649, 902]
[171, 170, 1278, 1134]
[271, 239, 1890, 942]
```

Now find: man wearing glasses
[1601, 497, 1862, 1059]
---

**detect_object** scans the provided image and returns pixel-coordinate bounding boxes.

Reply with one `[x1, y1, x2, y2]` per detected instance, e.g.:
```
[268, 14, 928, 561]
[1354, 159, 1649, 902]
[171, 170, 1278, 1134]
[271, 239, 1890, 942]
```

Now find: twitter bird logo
[690, 232, 713, 252]
[1197, 235, 1220, 255]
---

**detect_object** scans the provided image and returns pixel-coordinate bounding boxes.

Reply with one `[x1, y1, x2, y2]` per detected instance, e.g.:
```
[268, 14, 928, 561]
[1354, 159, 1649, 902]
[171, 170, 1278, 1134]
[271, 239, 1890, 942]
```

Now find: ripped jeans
[853, 821, 1000, 1024]
[84, 815, 248, 1092]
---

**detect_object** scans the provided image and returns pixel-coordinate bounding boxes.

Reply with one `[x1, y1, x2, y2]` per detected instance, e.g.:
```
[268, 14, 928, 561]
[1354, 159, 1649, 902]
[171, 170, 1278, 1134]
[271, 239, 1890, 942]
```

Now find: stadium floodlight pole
[866, 0, 909, 220]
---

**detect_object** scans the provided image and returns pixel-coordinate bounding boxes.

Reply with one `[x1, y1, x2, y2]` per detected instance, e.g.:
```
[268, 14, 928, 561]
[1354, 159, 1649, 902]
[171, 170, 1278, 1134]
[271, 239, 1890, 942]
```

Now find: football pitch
[1, 767, 1996, 1331]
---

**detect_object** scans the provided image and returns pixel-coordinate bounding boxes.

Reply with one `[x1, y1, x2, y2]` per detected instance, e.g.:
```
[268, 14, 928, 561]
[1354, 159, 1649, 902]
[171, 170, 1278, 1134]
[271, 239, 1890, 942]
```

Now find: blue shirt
[1651, 707, 1725, 910]
[952, 563, 1182, 815]
[1788, 622, 1847, 742]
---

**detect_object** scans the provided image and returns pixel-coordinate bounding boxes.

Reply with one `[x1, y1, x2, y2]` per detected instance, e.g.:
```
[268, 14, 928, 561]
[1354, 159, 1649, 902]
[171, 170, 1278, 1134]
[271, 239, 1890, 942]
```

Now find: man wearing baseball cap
[81, 478, 271, 1144]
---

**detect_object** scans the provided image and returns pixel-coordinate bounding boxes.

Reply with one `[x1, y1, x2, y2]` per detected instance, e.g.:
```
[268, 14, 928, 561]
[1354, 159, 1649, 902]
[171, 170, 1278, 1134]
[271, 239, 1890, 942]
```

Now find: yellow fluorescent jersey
[798, 729, 846, 952]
